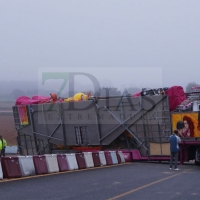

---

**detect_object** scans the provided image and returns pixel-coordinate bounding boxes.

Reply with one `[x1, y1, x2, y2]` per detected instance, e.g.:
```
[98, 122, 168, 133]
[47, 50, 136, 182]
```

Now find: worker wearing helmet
[0, 135, 7, 157]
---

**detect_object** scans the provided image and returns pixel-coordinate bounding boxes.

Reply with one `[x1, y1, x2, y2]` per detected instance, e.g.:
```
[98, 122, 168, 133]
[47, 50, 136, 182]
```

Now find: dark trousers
[170, 152, 179, 169]
[0, 147, 5, 157]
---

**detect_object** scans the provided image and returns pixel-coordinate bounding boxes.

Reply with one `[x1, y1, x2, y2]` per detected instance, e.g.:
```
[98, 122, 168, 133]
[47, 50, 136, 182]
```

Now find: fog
[0, 0, 200, 100]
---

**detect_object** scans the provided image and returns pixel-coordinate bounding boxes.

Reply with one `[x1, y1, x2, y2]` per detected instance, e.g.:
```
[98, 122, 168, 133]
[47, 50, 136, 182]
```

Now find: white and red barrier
[0, 150, 126, 179]
[18, 156, 35, 176]
[83, 152, 94, 168]
[0, 161, 3, 179]
[65, 153, 79, 170]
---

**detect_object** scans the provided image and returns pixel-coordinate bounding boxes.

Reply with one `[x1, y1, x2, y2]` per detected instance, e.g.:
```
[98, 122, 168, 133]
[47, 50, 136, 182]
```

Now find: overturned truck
[13, 95, 172, 158]
[14, 89, 200, 164]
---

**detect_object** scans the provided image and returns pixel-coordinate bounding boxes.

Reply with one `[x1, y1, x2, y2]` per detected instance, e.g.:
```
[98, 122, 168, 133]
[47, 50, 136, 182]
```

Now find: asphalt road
[0, 162, 199, 200]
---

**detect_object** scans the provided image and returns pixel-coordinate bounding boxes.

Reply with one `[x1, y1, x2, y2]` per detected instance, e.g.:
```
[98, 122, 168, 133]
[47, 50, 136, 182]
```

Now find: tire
[195, 160, 200, 166]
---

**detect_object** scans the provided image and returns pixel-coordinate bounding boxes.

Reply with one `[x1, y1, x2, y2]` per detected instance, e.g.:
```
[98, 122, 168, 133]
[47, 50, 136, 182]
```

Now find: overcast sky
[0, 0, 200, 91]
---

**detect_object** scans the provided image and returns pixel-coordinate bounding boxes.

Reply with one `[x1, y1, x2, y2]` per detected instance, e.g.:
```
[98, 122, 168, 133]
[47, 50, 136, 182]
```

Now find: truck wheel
[195, 160, 200, 165]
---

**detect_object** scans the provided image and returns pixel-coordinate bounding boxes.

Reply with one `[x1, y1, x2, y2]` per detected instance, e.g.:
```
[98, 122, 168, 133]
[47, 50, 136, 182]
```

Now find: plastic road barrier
[65, 153, 78, 170]
[116, 151, 122, 163]
[33, 155, 48, 175]
[118, 151, 125, 163]
[45, 154, 59, 173]
[92, 152, 101, 167]
[104, 152, 113, 165]
[18, 156, 36, 176]
[99, 151, 107, 166]
[57, 154, 69, 172]
[0, 161, 3, 179]
[1, 157, 22, 178]
[110, 151, 118, 164]
[83, 152, 94, 168]
[75, 153, 86, 169]
[122, 152, 133, 162]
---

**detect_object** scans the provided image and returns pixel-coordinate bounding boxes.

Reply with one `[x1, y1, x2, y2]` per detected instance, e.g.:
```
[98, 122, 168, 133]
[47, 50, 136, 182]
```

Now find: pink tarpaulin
[132, 86, 186, 111]
[15, 96, 31, 106]
[32, 95, 50, 103]
[165, 86, 186, 111]
[15, 96, 50, 105]
[132, 92, 141, 98]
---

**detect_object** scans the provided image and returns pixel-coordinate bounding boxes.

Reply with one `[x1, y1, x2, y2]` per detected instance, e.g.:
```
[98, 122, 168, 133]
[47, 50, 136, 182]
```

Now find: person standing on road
[169, 129, 182, 170]
[0, 135, 7, 157]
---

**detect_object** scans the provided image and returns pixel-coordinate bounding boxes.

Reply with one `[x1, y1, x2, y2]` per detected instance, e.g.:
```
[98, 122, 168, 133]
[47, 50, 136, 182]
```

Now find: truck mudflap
[195, 149, 200, 165]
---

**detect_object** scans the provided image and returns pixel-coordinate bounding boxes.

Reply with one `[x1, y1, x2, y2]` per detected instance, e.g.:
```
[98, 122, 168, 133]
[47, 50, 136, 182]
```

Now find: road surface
[0, 162, 199, 200]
